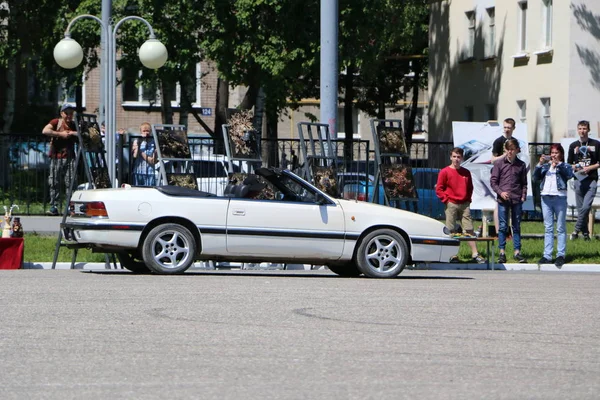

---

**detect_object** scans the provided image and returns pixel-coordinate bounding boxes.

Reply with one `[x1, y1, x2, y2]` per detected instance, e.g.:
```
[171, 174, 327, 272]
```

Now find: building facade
[429, 0, 600, 142]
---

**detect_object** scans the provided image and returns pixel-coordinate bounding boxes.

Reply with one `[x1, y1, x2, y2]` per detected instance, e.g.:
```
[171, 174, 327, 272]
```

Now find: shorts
[445, 202, 474, 233]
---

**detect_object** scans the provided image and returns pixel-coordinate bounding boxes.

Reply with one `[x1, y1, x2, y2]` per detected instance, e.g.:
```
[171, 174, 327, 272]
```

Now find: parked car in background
[191, 156, 245, 196]
[337, 168, 445, 219]
[412, 168, 445, 219]
[338, 172, 384, 203]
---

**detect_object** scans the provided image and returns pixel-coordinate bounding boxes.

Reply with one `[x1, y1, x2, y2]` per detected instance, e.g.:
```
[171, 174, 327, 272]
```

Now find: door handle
[232, 209, 246, 216]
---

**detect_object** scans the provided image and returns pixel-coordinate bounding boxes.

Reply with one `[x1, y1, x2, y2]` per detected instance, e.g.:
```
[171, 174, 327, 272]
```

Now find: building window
[518, 1, 528, 53]
[464, 106, 474, 122]
[122, 63, 203, 107]
[541, 0, 552, 48]
[484, 104, 497, 121]
[485, 7, 496, 58]
[539, 97, 551, 142]
[404, 107, 424, 134]
[517, 100, 527, 123]
[464, 10, 476, 59]
[336, 107, 360, 137]
[59, 75, 86, 107]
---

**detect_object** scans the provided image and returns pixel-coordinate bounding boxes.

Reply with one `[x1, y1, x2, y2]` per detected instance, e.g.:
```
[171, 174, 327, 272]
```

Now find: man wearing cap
[42, 104, 78, 215]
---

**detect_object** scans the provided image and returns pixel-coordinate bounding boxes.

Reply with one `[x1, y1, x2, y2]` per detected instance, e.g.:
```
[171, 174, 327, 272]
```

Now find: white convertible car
[63, 168, 458, 278]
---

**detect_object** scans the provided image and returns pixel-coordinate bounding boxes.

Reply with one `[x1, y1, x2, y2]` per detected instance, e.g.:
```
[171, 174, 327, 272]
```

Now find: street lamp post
[53, 14, 168, 186]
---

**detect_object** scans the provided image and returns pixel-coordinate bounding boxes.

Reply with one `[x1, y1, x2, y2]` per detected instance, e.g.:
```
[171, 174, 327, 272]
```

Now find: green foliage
[201, 0, 321, 113]
[339, 0, 430, 118]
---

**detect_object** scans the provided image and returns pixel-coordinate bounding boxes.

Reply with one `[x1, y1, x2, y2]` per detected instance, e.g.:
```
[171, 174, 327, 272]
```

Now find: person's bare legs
[468, 240, 479, 257]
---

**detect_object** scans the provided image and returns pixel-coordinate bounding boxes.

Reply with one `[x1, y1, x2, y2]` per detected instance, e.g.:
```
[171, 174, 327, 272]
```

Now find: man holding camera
[567, 120, 600, 241]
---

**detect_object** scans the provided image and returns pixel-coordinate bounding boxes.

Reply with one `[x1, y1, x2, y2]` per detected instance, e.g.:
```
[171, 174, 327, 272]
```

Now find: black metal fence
[0, 132, 553, 217]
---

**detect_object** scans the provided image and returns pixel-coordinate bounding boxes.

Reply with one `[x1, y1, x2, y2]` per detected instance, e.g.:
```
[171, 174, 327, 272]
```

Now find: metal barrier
[0, 132, 552, 218]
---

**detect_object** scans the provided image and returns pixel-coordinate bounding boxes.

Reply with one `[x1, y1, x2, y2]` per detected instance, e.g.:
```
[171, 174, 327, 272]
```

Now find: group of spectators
[41, 104, 157, 215]
[435, 118, 599, 268]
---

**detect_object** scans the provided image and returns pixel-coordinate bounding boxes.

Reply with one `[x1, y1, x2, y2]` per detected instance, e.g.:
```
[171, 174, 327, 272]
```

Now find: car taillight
[357, 192, 367, 202]
[86, 202, 108, 217]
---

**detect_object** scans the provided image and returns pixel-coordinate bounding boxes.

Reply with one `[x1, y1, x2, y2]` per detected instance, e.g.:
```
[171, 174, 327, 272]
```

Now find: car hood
[335, 198, 448, 238]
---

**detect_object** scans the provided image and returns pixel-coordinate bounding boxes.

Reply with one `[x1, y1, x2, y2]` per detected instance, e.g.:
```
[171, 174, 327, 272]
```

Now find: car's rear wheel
[355, 229, 408, 278]
[117, 252, 150, 274]
[327, 262, 361, 277]
[142, 223, 196, 274]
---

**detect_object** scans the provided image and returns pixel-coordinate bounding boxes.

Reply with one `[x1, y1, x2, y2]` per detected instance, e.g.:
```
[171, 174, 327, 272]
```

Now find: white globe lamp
[53, 37, 84, 69]
[139, 39, 168, 69]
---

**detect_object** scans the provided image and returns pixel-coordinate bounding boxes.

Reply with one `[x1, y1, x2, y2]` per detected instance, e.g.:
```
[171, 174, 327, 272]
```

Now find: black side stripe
[63, 223, 144, 231]
[411, 237, 459, 246]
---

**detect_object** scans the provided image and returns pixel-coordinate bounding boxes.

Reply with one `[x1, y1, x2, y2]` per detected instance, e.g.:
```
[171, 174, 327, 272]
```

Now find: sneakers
[449, 255, 460, 263]
[472, 254, 486, 264]
[570, 231, 579, 240]
[514, 253, 527, 263]
[555, 256, 565, 268]
[538, 257, 552, 265]
[583, 233, 591, 241]
[498, 253, 507, 263]
[46, 206, 59, 216]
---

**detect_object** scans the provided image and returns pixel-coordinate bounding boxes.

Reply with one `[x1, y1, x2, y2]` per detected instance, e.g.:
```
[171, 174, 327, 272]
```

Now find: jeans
[498, 201, 523, 252]
[574, 179, 598, 234]
[541, 195, 567, 259]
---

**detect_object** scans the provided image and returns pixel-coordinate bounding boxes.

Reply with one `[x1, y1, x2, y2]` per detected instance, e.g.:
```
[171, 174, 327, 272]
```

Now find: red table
[0, 238, 24, 269]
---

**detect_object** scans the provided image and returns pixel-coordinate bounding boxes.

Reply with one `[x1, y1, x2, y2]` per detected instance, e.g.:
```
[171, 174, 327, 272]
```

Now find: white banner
[451, 121, 533, 210]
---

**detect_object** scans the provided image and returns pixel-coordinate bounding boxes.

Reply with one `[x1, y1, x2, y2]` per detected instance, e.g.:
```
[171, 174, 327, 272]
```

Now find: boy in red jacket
[436, 147, 486, 263]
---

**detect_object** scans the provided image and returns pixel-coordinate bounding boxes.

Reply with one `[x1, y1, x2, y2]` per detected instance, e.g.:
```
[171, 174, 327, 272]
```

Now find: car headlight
[443, 226, 451, 235]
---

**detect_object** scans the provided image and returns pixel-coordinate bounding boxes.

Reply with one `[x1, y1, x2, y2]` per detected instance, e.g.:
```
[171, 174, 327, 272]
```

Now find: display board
[153, 124, 197, 190]
[370, 119, 417, 204]
[297, 122, 340, 197]
[452, 121, 533, 210]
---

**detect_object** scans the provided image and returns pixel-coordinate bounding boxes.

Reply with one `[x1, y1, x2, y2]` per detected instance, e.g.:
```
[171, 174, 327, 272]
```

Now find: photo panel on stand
[379, 163, 418, 201]
[377, 126, 408, 155]
[155, 127, 192, 159]
[309, 158, 341, 198]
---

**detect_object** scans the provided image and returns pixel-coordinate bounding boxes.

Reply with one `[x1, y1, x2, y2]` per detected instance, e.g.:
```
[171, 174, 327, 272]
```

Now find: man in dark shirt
[490, 138, 528, 263]
[566, 120, 600, 241]
[491, 118, 516, 163]
[42, 104, 78, 215]
[490, 118, 517, 235]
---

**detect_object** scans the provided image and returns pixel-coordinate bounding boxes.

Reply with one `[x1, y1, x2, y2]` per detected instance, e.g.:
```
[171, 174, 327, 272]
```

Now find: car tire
[117, 252, 151, 274]
[142, 223, 197, 274]
[327, 262, 361, 277]
[355, 229, 408, 278]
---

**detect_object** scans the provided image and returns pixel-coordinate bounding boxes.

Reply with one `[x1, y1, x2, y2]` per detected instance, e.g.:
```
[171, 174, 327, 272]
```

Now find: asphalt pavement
[0, 269, 599, 399]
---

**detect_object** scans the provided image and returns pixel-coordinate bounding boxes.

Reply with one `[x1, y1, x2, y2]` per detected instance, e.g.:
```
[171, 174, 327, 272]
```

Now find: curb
[21, 262, 600, 272]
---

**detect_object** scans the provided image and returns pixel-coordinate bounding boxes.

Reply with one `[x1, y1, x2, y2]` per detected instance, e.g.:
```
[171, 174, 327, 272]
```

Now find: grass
[21, 220, 600, 265]
[23, 233, 106, 264]
[456, 221, 600, 264]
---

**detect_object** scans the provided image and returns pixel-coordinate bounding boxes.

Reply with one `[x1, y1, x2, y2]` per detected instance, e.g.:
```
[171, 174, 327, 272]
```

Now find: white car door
[226, 183, 346, 259]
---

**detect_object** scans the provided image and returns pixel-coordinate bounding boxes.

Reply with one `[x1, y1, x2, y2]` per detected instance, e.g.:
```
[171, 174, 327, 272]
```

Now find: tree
[201, 0, 320, 130]
[0, 0, 87, 133]
[338, 0, 429, 148]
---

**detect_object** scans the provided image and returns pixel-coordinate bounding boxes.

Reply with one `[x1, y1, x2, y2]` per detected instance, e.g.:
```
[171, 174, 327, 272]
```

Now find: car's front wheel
[327, 262, 361, 277]
[355, 229, 408, 278]
[142, 223, 197, 274]
[117, 252, 150, 274]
